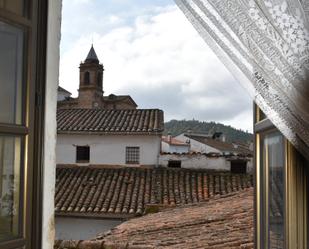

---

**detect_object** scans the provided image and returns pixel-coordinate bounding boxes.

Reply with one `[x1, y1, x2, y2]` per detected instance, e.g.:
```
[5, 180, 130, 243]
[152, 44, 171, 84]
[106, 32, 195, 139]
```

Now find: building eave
[57, 130, 163, 136]
[168, 143, 190, 147]
[58, 86, 72, 95]
[55, 212, 135, 220]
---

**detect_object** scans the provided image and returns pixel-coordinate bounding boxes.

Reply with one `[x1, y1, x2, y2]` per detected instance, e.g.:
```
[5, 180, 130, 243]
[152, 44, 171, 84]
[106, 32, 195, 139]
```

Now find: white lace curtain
[175, 0, 309, 157]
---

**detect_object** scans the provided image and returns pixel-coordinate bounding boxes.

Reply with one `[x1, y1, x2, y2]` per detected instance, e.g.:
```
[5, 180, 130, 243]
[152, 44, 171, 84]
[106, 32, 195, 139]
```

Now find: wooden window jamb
[0, 0, 47, 248]
[28, 0, 47, 247]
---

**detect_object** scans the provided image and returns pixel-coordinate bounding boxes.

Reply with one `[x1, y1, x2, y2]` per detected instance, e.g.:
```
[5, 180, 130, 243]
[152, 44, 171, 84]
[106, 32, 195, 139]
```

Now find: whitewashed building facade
[159, 153, 253, 173]
[161, 135, 190, 154]
[175, 133, 252, 155]
[56, 109, 164, 167]
[162, 133, 253, 173]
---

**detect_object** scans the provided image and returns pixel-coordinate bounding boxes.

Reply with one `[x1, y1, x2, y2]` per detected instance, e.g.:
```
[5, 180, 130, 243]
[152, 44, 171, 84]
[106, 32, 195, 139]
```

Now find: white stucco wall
[161, 141, 169, 152]
[159, 154, 253, 172]
[175, 134, 221, 154]
[246, 158, 253, 173]
[161, 141, 189, 153]
[43, 1, 62, 248]
[55, 217, 123, 240]
[160, 154, 230, 170]
[56, 134, 161, 166]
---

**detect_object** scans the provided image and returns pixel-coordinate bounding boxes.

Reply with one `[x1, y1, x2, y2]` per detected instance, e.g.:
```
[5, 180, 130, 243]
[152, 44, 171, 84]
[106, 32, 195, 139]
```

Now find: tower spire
[85, 44, 99, 63]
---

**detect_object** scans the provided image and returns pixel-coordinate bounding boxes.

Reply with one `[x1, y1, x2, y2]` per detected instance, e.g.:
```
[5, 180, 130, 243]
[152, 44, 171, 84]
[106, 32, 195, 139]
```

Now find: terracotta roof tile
[54, 188, 254, 249]
[57, 109, 164, 134]
[103, 95, 137, 107]
[55, 166, 253, 218]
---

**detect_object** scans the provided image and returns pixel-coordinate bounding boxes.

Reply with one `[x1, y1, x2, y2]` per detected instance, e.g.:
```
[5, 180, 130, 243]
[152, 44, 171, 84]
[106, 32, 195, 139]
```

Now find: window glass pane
[0, 0, 24, 16]
[0, 21, 24, 124]
[0, 135, 22, 241]
[263, 132, 285, 248]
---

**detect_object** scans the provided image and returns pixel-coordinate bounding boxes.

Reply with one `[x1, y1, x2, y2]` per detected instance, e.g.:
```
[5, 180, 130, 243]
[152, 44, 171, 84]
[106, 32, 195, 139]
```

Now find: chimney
[221, 134, 226, 142]
[167, 132, 172, 143]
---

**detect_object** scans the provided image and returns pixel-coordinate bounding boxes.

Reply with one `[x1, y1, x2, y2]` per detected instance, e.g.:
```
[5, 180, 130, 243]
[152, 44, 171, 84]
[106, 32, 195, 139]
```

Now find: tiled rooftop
[57, 109, 164, 134]
[186, 134, 252, 155]
[54, 188, 254, 249]
[103, 94, 137, 106]
[55, 166, 253, 218]
[58, 86, 72, 95]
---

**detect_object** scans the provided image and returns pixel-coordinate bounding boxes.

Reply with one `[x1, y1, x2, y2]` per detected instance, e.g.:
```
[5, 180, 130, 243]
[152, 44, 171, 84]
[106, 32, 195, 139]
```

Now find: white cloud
[59, 4, 253, 131]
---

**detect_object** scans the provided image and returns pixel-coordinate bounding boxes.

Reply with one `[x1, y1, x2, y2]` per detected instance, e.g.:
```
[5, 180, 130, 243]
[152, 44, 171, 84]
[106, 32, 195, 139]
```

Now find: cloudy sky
[59, 0, 253, 132]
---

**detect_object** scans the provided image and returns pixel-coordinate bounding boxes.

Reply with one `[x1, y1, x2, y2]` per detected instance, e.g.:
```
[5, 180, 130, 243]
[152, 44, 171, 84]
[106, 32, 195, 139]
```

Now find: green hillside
[164, 119, 253, 143]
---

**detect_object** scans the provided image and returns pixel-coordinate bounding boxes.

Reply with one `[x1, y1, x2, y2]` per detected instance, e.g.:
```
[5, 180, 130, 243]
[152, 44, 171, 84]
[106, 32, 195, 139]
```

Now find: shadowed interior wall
[55, 217, 123, 240]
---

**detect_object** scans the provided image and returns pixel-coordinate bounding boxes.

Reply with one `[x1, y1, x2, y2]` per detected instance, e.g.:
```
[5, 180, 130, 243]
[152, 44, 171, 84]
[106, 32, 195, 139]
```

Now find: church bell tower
[78, 45, 104, 108]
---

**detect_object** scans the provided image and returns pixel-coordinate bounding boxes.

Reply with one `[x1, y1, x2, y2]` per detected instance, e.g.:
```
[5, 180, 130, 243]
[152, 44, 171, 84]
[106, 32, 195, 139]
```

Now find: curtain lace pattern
[175, 0, 309, 157]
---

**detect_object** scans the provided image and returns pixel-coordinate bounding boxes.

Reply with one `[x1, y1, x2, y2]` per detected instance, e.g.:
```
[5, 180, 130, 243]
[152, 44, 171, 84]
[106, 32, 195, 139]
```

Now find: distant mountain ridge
[164, 119, 253, 143]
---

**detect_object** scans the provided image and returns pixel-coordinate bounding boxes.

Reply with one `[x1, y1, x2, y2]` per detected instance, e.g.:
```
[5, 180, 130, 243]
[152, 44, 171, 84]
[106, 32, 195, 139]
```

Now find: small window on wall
[76, 146, 90, 163]
[84, 71, 90, 85]
[126, 147, 140, 164]
[231, 160, 247, 174]
[168, 160, 181, 168]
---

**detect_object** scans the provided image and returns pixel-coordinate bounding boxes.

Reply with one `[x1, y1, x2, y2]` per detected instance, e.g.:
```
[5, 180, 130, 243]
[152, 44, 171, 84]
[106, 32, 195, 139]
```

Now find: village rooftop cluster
[54, 46, 254, 244]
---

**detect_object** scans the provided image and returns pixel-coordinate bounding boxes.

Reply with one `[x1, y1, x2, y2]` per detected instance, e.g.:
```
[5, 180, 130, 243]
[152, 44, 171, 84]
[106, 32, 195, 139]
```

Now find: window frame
[125, 146, 140, 165]
[254, 102, 286, 249]
[254, 103, 308, 249]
